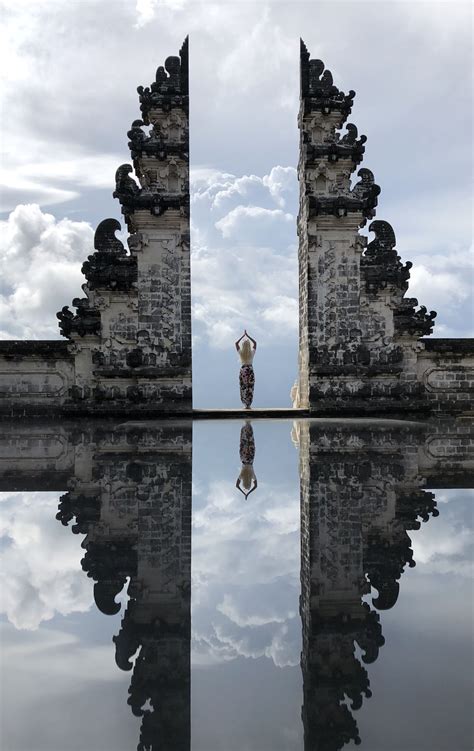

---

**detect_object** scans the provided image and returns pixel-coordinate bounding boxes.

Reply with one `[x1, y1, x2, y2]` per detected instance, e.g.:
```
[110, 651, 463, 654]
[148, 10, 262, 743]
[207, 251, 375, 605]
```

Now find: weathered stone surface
[0, 342, 74, 416]
[418, 338, 474, 414]
[0, 341, 71, 358]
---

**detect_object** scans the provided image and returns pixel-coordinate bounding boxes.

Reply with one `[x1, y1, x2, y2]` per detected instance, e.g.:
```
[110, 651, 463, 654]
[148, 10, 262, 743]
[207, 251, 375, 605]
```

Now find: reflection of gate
[297, 417, 472, 750]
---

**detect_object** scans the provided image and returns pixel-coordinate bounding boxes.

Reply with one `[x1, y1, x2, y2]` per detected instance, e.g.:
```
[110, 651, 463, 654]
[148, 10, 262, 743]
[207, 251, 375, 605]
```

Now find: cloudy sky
[0, 0, 472, 407]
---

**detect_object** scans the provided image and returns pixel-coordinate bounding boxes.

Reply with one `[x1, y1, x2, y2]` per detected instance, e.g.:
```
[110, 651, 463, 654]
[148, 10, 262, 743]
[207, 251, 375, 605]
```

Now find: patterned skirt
[239, 364, 255, 408]
[239, 422, 255, 464]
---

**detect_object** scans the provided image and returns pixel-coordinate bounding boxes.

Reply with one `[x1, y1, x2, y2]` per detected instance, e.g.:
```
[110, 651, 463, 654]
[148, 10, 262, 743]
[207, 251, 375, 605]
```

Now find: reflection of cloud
[410, 489, 473, 577]
[0, 492, 93, 630]
[192, 478, 300, 669]
[218, 589, 296, 628]
[1, 621, 138, 750]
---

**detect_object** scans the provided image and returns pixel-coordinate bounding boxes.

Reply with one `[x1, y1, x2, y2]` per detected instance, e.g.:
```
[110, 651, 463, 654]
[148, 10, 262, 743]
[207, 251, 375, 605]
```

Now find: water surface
[0, 418, 472, 751]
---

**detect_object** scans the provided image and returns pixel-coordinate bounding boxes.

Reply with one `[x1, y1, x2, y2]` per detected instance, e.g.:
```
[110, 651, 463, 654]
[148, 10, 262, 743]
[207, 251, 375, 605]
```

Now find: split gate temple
[0, 37, 472, 751]
[0, 37, 472, 415]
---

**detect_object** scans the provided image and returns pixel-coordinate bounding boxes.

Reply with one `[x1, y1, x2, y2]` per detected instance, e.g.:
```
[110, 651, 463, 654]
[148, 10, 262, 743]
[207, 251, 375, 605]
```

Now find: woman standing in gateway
[235, 330, 257, 409]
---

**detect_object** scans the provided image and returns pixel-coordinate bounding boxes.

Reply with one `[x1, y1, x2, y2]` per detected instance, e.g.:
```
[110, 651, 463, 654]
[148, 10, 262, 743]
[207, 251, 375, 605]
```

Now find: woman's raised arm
[235, 331, 246, 350]
[245, 330, 257, 350]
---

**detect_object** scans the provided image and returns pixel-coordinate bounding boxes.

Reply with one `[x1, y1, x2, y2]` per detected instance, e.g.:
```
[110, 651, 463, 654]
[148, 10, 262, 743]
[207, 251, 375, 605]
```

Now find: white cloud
[135, 0, 188, 28]
[263, 166, 298, 208]
[191, 167, 298, 350]
[216, 6, 295, 106]
[192, 475, 301, 668]
[0, 204, 91, 339]
[191, 167, 297, 213]
[0, 150, 124, 213]
[262, 295, 298, 330]
[215, 205, 293, 239]
[410, 489, 473, 577]
[409, 261, 474, 336]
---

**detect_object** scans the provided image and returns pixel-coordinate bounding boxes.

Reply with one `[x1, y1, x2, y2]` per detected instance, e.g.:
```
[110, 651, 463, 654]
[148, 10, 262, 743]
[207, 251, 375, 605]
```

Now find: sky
[0, 0, 472, 407]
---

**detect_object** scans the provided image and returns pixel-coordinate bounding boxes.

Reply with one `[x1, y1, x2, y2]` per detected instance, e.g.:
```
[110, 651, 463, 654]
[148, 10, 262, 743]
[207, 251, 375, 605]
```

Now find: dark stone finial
[138, 37, 189, 122]
[341, 123, 366, 146]
[155, 66, 167, 87]
[367, 220, 396, 252]
[300, 41, 355, 118]
[300, 37, 310, 60]
[300, 38, 310, 96]
[93, 580, 123, 616]
[113, 602, 140, 671]
[127, 119, 146, 158]
[113, 164, 140, 202]
[351, 169, 381, 222]
[165, 55, 180, 75]
[94, 218, 125, 254]
[180, 35, 189, 95]
[57, 300, 101, 339]
[362, 219, 411, 294]
[56, 491, 100, 534]
[363, 220, 437, 333]
[77, 217, 137, 292]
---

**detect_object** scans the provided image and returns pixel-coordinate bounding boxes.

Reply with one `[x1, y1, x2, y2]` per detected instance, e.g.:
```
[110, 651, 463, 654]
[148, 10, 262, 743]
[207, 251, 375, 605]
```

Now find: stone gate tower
[0, 39, 191, 416]
[59, 37, 192, 413]
[296, 40, 439, 414]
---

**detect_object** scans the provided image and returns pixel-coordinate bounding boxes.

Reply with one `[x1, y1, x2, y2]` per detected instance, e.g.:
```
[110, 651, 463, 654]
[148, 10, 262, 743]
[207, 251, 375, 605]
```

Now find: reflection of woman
[235, 330, 257, 410]
[236, 421, 257, 499]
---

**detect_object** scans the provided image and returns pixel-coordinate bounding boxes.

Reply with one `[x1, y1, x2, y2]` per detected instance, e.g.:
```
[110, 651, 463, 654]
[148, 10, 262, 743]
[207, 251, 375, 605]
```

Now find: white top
[239, 348, 255, 365]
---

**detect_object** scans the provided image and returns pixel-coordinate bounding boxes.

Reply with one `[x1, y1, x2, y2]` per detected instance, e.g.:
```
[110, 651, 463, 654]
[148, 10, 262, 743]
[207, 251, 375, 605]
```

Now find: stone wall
[418, 338, 474, 415]
[0, 341, 74, 417]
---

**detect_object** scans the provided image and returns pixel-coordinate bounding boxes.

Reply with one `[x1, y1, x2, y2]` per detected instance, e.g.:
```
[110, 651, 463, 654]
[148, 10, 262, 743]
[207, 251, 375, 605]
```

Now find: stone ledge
[420, 338, 474, 354]
[93, 366, 191, 378]
[0, 340, 72, 359]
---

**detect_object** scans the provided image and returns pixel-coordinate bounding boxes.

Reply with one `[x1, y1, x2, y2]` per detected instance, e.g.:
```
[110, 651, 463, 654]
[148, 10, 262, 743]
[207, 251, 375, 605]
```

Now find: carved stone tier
[300, 40, 355, 120]
[295, 41, 450, 415]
